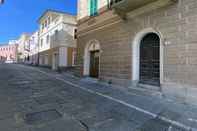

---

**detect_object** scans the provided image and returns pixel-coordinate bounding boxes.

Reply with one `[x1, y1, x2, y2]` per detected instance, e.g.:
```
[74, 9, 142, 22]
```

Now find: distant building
[8, 40, 18, 45]
[29, 31, 39, 65]
[0, 44, 18, 63]
[38, 10, 77, 70]
[17, 33, 31, 62]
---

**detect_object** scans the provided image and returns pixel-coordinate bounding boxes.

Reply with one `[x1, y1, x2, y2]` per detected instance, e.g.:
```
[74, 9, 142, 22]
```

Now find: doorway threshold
[80, 77, 99, 83]
[137, 83, 161, 92]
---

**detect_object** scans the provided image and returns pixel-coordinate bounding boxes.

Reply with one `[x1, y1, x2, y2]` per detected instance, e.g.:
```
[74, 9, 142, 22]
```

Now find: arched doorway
[140, 33, 160, 86]
[84, 40, 100, 78]
[132, 28, 163, 87]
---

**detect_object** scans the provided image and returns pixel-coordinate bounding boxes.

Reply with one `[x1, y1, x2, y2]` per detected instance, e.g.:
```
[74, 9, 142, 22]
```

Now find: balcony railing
[109, 0, 177, 19]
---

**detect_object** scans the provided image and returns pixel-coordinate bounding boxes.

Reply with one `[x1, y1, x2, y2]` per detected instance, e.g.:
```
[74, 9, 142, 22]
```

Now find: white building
[17, 33, 31, 62]
[8, 40, 18, 45]
[38, 10, 77, 70]
[29, 31, 39, 65]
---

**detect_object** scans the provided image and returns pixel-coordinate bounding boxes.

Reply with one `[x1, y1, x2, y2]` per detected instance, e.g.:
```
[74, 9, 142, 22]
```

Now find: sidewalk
[31, 65, 197, 131]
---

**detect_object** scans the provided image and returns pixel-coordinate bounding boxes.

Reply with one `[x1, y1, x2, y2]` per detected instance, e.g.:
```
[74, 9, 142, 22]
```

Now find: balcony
[109, 0, 177, 19]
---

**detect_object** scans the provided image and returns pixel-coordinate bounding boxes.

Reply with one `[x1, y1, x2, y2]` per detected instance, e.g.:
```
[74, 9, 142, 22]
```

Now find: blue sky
[0, 0, 77, 44]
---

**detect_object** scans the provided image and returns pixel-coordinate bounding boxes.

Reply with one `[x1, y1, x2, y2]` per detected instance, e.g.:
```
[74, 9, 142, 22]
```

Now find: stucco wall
[0, 44, 18, 62]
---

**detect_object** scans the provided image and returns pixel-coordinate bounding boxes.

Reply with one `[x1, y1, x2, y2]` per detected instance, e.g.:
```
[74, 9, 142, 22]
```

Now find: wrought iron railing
[108, 0, 123, 9]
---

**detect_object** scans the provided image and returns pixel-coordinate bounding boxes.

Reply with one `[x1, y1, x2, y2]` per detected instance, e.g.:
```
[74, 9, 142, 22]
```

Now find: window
[48, 17, 51, 25]
[55, 18, 59, 24]
[89, 0, 98, 16]
[40, 39, 43, 47]
[32, 36, 35, 42]
[45, 20, 47, 27]
[74, 29, 77, 39]
[42, 23, 44, 30]
[46, 35, 50, 44]
[55, 30, 58, 40]
[55, 30, 58, 34]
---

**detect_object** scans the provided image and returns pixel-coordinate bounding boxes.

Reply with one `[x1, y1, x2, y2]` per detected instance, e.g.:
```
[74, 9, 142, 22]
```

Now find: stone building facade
[77, 0, 197, 104]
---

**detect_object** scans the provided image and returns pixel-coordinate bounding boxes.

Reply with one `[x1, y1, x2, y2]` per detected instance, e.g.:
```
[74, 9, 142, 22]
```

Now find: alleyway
[0, 63, 197, 131]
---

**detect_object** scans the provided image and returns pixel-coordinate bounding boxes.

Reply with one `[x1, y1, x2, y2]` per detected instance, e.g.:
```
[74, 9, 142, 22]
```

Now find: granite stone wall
[77, 0, 197, 104]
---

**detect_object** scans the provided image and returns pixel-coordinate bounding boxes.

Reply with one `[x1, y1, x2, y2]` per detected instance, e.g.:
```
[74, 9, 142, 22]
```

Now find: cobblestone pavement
[0, 64, 196, 131]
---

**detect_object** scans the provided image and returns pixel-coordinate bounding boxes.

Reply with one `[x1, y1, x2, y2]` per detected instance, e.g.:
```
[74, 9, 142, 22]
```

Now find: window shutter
[89, 0, 98, 16]
[89, 0, 93, 16]
[94, 0, 98, 16]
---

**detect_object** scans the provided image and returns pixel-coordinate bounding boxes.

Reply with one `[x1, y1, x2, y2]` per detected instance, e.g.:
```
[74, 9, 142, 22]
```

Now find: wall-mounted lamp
[163, 38, 171, 46]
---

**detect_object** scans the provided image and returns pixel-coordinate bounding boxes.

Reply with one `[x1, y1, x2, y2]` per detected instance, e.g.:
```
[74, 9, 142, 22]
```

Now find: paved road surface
[0, 64, 194, 131]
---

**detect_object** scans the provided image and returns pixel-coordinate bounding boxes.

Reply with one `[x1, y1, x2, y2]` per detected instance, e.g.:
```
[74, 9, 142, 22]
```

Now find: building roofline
[37, 9, 76, 23]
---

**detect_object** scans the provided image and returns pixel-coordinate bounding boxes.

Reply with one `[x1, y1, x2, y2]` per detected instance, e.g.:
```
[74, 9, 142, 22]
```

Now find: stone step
[137, 83, 161, 91]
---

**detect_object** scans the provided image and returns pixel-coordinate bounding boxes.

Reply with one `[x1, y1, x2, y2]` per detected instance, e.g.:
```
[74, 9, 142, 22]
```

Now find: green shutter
[89, 0, 98, 16]
[94, 0, 98, 15]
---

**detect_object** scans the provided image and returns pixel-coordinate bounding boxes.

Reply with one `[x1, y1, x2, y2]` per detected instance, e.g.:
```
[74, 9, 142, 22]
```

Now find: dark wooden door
[90, 50, 100, 78]
[140, 33, 160, 86]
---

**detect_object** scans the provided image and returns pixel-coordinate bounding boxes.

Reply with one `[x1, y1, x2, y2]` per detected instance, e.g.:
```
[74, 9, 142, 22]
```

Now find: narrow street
[0, 63, 196, 131]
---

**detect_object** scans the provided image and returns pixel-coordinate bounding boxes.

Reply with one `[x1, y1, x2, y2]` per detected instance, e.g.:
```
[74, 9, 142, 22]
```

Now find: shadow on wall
[50, 29, 75, 49]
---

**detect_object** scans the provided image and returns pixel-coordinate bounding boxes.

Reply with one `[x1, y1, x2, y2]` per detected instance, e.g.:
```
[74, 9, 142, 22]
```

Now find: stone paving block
[136, 118, 171, 131]
[0, 117, 23, 131]
[0, 103, 22, 120]
[78, 111, 114, 128]
[91, 118, 139, 131]
[1, 64, 197, 131]
[126, 110, 154, 125]
[18, 99, 41, 113]
[158, 109, 182, 122]
[34, 95, 66, 105]
[30, 119, 86, 131]
[58, 102, 83, 116]
[170, 126, 188, 131]
[24, 109, 62, 125]
[73, 109, 99, 121]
